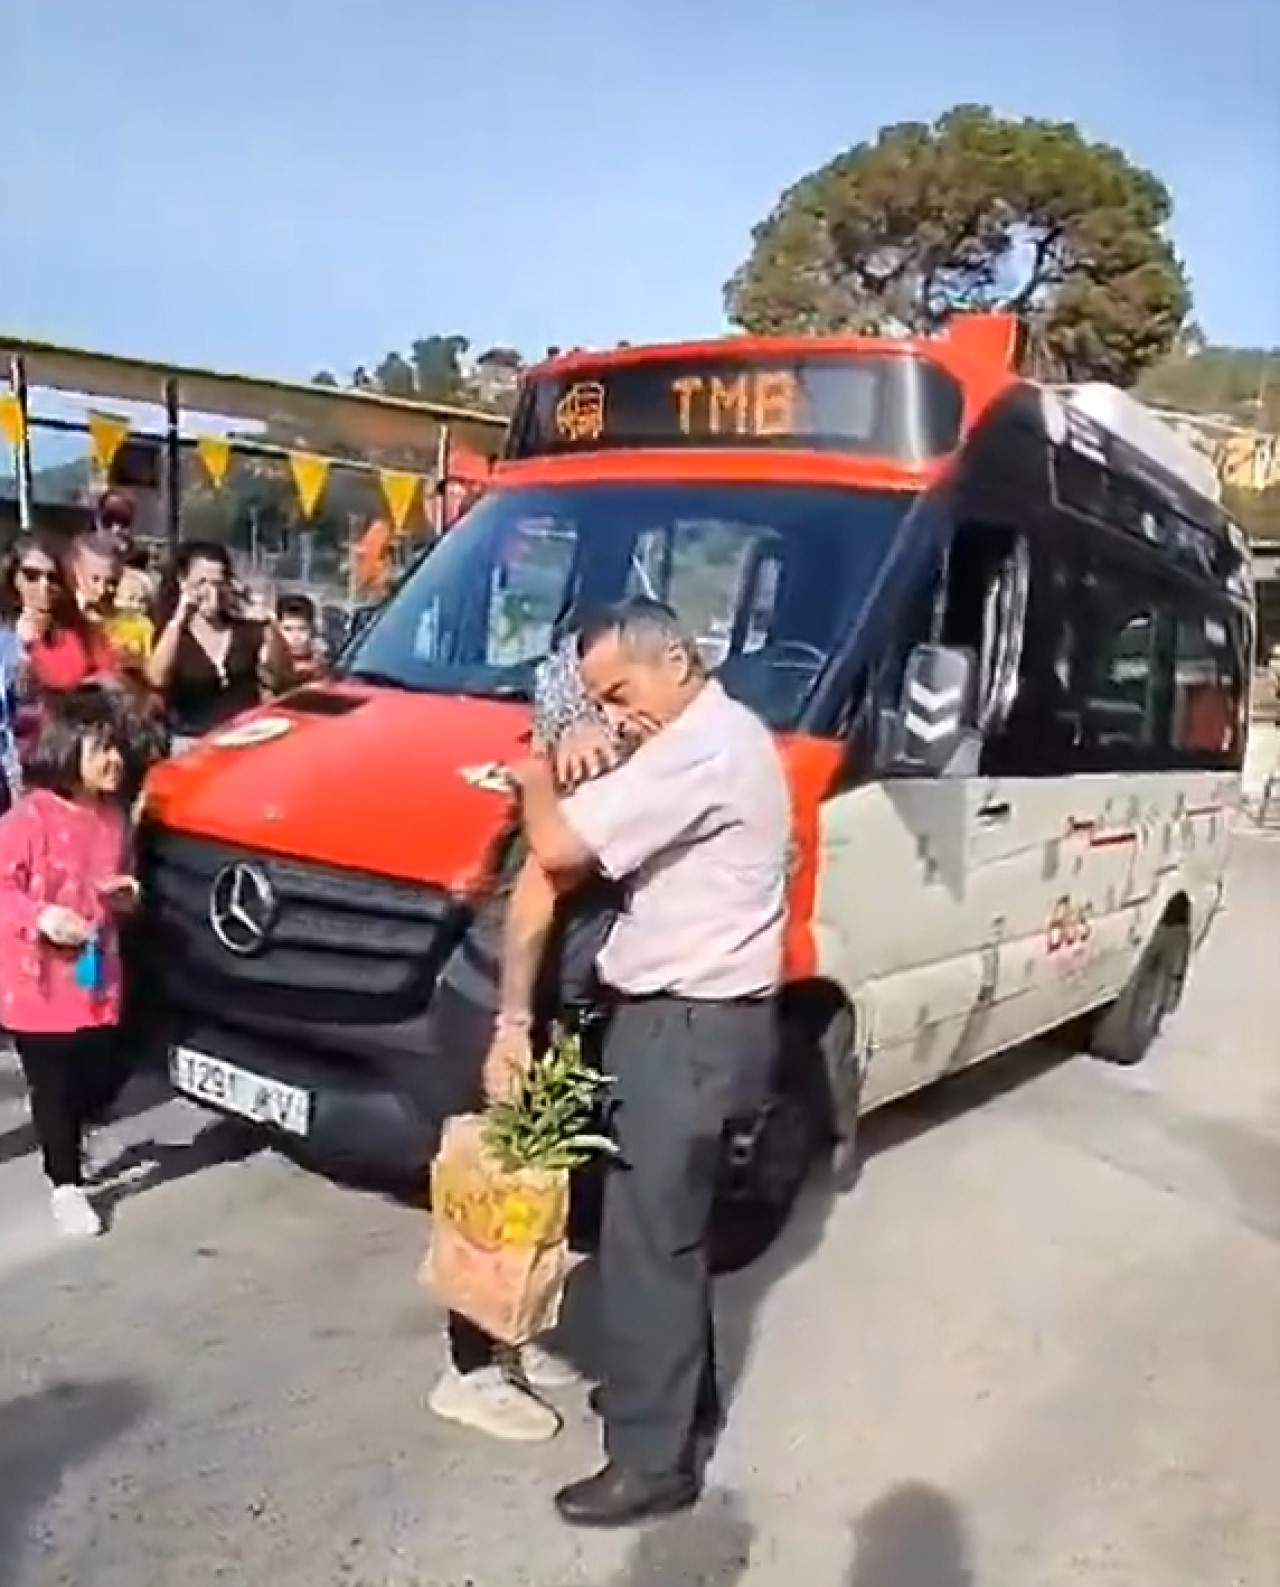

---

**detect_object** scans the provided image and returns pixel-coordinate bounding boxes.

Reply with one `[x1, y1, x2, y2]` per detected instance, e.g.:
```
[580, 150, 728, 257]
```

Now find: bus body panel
[813, 765, 1236, 1112]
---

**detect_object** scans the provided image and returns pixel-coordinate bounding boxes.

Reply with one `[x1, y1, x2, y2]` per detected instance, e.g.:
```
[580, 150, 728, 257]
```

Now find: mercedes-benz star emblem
[208, 863, 278, 956]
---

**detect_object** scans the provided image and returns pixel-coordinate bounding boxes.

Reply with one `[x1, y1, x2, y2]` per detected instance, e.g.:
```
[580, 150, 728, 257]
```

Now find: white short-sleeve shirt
[562, 681, 791, 1000]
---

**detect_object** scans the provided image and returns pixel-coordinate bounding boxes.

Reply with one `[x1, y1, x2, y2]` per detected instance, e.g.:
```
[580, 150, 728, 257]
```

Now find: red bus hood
[145, 687, 533, 895]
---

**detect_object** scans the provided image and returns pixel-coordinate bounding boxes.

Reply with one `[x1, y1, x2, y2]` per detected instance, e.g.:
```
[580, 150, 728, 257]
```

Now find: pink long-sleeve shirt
[0, 790, 128, 1034]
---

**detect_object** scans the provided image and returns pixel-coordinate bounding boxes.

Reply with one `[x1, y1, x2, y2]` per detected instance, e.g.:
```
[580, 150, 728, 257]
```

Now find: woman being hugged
[0, 688, 140, 1238]
[147, 541, 291, 749]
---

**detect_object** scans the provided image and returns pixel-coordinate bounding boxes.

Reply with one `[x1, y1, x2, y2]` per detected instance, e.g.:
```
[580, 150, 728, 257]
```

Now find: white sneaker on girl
[508, 1342, 584, 1391]
[50, 1185, 103, 1239]
[428, 1366, 561, 1442]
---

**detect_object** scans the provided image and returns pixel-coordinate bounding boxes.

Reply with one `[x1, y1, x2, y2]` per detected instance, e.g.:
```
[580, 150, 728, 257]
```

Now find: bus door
[814, 518, 1047, 1106]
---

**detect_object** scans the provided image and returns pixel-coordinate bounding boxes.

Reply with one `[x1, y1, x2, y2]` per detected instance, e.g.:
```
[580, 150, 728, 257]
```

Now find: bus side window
[1171, 608, 1247, 767]
[1080, 602, 1159, 760]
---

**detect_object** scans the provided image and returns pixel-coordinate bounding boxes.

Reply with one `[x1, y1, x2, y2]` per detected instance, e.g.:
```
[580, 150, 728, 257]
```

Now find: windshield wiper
[345, 668, 425, 691]
[446, 680, 534, 702]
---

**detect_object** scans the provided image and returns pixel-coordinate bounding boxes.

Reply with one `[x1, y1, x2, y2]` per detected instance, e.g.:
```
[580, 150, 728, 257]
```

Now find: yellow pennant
[0, 393, 26, 450]
[89, 412, 131, 474]
[196, 435, 233, 488]
[289, 451, 330, 518]
[379, 469, 420, 534]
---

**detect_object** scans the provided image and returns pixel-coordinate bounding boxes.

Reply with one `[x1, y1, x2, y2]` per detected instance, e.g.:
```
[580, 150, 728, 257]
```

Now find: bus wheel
[1087, 922, 1190, 1066]
[710, 1089, 815, 1274]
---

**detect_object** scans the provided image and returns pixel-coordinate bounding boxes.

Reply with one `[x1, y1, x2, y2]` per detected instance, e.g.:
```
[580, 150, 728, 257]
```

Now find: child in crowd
[104, 566, 157, 665]
[0, 688, 140, 1238]
[276, 593, 329, 685]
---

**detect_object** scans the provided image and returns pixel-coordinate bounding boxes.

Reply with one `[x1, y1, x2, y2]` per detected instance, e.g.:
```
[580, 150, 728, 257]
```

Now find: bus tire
[1087, 921, 1190, 1067]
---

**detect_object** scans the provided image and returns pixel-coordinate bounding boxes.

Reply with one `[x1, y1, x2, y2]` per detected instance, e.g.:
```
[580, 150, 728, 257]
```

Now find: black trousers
[14, 1028, 124, 1188]
[598, 995, 775, 1475]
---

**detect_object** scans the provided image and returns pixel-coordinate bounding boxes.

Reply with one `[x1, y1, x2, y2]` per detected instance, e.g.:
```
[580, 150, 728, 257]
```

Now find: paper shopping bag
[423, 1114, 570, 1346]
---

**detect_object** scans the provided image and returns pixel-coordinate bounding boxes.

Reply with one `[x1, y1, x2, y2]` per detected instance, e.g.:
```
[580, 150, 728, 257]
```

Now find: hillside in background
[1138, 345, 1280, 430]
[1138, 346, 1280, 540]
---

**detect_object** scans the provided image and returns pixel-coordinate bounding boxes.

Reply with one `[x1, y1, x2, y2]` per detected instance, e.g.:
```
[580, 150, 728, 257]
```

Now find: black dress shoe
[555, 1462, 699, 1527]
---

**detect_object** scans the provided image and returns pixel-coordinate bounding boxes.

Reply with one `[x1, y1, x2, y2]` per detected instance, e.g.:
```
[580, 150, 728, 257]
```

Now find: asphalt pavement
[1, 831, 1278, 1586]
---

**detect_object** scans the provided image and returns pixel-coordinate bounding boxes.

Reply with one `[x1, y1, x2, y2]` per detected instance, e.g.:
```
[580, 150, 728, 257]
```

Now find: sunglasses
[17, 565, 59, 585]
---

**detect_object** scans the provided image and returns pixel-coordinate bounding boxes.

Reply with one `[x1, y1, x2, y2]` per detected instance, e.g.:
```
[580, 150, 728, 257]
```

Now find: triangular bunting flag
[196, 435, 233, 488]
[379, 469, 420, 534]
[289, 451, 330, 518]
[89, 412, 131, 475]
[0, 393, 26, 451]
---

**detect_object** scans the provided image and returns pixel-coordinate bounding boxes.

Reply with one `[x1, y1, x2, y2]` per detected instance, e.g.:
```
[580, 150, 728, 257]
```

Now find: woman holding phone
[147, 541, 291, 748]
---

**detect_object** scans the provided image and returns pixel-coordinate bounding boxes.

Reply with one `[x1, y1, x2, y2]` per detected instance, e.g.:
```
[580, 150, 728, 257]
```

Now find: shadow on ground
[95, 1117, 260, 1229]
[0, 1378, 148, 1587]
[845, 1482, 973, 1587]
[0, 1069, 172, 1173]
[594, 1487, 755, 1587]
[860, 1035, 1074, 1165]
[714, 1033, 1077, 1420]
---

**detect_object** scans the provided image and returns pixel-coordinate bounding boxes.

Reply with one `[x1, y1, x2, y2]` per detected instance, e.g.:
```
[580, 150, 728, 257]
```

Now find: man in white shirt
[501, 599, 791, 1527]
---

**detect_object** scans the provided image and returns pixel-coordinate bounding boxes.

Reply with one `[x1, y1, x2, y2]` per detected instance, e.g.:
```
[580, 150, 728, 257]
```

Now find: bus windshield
[345, 481, 911, 729]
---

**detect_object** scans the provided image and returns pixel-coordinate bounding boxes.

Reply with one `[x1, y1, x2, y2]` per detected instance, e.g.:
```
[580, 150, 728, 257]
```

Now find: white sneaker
[510, 1342, 584, 1391]
[50, 1185, 103, 1239]
[429, 1366, 561, 1443]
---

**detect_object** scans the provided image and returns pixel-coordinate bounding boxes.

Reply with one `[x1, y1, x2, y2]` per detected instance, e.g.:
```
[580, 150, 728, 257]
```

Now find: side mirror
[879, 644, 980, 776]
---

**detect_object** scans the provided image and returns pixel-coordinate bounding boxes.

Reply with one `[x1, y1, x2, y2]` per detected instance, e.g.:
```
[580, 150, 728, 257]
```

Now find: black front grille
[143, 830, 464, 1025]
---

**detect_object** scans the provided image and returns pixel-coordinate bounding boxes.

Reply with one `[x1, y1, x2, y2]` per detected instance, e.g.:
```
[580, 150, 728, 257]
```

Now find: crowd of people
[0, 493, 330, 803]
[0, 495, 331, 1239]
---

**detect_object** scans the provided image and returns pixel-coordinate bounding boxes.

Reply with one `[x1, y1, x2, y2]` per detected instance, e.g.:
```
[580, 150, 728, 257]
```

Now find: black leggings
[14, 1028, 125, 1188]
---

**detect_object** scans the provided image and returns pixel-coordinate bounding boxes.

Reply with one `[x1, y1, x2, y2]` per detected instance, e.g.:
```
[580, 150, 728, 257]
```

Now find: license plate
[170, 1048, 311, 1137]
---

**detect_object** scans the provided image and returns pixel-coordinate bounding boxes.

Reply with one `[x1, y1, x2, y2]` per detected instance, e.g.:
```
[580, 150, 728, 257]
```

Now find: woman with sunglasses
[0, 535, 119, 808]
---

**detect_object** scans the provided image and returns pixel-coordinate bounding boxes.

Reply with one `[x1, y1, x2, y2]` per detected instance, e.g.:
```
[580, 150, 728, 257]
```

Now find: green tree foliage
[374, 352, 416, 399]
[311, 333, 525, 415]
[725, 105, 1191, 386]
[411, 335, 471, 404]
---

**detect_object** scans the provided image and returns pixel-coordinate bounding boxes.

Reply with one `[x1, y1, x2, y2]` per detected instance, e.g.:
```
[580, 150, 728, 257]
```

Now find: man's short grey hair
[75, 531, 122, 565]
[576, 598, 702, 670]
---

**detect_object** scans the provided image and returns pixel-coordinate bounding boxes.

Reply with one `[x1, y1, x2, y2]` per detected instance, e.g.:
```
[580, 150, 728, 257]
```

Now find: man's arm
[513, 756, 595, 879]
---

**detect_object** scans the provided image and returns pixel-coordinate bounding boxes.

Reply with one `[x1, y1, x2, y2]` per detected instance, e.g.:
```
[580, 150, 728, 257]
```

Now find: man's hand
[482, 1017, 534, 1105]
[508, 754, 557, 795]
[552, 722, 619, 792]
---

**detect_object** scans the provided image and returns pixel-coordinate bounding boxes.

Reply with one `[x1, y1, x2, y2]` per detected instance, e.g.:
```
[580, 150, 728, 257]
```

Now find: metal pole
[7, 355, 34, 533]
[435, 422, 452, 534]
[164, 376, 182, 552]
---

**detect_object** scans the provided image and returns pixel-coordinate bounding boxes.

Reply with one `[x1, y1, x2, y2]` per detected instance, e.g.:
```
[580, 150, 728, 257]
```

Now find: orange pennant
[379, 469, 420, 534]
[288, 451, 330, 518]
[196, 435, 233, 488]
[0, 393, 26, 451]
[89, 412, 131, 474]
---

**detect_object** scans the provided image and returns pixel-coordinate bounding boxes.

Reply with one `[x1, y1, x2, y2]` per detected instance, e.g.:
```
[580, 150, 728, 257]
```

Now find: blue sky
[6, 0, 1278, 383]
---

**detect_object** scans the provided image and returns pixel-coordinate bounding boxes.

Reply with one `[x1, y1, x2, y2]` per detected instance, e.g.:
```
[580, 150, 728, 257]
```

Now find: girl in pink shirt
[0, 689, 138, 1238]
